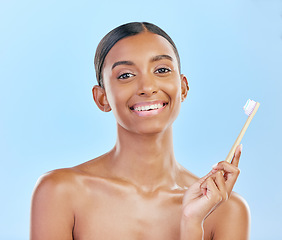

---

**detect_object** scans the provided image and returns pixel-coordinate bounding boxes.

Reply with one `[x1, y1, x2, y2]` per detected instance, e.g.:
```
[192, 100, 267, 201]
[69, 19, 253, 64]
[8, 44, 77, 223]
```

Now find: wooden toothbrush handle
[225, 102, 260, 163]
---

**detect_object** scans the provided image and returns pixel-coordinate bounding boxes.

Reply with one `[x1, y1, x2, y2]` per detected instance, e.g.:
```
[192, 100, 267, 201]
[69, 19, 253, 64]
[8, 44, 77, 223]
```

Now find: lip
[129, 100, 168, 117]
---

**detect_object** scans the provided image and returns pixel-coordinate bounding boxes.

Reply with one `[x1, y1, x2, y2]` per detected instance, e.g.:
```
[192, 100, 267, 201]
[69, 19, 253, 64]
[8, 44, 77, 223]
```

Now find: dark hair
[94, 22, 181, 88]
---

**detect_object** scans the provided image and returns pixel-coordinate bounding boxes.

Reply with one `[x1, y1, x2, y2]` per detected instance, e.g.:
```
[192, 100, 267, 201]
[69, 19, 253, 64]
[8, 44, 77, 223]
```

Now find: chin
[131, 122, 172, 136]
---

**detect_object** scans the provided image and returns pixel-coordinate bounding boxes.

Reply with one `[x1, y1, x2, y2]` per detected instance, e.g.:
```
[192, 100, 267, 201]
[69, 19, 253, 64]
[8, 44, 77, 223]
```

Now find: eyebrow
[111, 55, 173, 70]
[150, 54, 173, 62]
[112, 61, 134, 70]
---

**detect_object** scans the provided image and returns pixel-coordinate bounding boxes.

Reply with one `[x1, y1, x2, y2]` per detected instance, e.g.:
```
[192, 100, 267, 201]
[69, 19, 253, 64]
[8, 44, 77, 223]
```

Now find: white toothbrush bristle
[243, 99, 257, 116]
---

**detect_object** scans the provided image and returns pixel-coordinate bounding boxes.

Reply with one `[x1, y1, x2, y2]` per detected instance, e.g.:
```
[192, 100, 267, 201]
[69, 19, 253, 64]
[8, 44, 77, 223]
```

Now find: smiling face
[94, 31, 188, 135]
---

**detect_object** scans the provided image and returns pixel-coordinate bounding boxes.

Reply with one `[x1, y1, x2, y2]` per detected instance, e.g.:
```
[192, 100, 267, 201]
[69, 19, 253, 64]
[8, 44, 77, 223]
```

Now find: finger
[198, 169, 217, 185]
[212, 161, 240, 177]
[204, 177, 223, 205]
[202, 172, 228, 200]
[212, 161, 240, 193]
[213, 171, 229, 201]
[197, 177, 224, 219]
[231, 144, 243, 167]
[182, 170, 215, 204]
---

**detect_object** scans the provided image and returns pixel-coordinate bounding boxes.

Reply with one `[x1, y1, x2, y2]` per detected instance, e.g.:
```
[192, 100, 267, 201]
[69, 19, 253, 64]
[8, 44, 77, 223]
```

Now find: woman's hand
[180, 145, 242, 239]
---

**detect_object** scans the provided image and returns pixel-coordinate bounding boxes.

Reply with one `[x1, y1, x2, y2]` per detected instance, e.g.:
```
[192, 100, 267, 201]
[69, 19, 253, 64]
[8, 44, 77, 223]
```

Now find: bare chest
[72, 181, 184, 240]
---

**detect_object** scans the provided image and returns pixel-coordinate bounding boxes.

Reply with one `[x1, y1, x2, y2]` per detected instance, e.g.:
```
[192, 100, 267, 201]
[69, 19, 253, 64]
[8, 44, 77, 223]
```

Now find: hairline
[95, 23, 181, 88]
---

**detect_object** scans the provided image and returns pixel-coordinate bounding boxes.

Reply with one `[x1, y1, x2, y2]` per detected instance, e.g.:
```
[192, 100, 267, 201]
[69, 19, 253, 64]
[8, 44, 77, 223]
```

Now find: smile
[129, 101, 168, 117]
[132, 103, 165, 111]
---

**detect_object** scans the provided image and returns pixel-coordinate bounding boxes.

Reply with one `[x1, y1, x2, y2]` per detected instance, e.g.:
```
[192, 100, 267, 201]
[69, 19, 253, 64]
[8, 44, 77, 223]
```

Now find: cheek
[165, 80, 183, 116]
[163, 79, 182, 101]
[104, 83, 131, 117]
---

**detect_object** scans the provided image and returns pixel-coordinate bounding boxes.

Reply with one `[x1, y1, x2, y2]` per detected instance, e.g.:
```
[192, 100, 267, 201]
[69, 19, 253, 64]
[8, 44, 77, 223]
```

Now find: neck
[106, 124, 180, 192]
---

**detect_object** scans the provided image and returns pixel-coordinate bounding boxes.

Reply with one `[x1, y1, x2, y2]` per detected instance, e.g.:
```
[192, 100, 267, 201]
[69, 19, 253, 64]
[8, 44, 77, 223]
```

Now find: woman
[30, 22, 250, 240]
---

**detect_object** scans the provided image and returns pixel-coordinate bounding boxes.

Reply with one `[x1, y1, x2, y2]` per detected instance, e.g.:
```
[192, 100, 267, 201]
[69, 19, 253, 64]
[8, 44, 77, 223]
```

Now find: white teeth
[133, 103, 165, 111]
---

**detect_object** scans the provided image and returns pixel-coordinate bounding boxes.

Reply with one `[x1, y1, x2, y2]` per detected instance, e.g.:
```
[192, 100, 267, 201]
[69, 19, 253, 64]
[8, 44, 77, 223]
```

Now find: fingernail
[240, 144, 243, 152]
[212, 163, 218, 169]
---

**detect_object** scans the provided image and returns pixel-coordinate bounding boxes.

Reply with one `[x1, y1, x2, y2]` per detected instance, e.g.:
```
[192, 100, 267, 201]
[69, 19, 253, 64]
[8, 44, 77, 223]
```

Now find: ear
[92, 85, 112, 112]
[180, 74, 189, 102]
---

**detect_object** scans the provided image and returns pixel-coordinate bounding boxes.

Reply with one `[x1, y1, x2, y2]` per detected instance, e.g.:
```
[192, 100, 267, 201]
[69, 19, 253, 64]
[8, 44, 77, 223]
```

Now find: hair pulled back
[94, 22, 181, 88]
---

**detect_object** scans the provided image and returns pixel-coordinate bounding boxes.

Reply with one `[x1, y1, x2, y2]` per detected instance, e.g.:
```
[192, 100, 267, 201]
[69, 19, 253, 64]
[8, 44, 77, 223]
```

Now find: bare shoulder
[33, 153, 107, 191]
[30, 158, 106, 240]
[204, 192, 251, 240]
[31, 168, 82, 220]
[217, 192, 250, 219]
[32, 153, 110, 205]
[33, 168, 79, 193]
[37, 168, 76, 182]
[31, 168, 81, 240]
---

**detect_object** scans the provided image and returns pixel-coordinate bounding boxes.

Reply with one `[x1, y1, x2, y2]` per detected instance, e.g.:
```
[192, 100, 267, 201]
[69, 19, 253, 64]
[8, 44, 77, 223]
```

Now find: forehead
[103, 32, 178, 67]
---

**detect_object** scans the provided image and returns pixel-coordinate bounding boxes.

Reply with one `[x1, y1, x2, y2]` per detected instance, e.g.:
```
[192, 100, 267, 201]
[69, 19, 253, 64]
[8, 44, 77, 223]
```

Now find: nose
[137, 74, 158, 97]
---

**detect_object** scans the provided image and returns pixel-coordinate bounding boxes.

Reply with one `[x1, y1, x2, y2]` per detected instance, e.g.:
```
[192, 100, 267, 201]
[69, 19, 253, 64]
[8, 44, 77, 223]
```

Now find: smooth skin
[30, 32, 250, 240]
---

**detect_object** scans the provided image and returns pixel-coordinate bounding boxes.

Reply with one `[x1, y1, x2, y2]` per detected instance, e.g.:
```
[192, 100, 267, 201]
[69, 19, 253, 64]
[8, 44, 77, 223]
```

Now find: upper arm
[30, 170, 75, 240]
[204, 192, 251, 240]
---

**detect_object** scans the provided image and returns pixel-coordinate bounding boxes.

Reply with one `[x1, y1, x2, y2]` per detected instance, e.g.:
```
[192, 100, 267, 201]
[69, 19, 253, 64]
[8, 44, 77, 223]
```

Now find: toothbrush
[225, 99, 260, 163]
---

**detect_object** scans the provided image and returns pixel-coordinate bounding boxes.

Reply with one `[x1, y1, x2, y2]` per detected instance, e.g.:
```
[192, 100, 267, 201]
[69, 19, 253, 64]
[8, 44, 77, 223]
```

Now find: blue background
[1, 0, 281, 239]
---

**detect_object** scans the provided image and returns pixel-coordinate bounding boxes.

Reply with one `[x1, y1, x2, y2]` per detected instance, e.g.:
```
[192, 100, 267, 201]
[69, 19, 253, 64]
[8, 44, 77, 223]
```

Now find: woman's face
[100, 31, 188, 135]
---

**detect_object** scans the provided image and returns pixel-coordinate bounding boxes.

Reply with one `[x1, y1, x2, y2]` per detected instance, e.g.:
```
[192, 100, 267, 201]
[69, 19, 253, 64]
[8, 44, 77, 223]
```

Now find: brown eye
[118, 73, 135, 79]
[155, 67, 171, 74]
